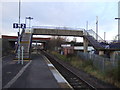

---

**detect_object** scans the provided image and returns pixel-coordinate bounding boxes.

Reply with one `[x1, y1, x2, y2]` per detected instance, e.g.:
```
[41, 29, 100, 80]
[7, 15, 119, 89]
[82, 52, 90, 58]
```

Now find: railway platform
[3, 52, 70, 89]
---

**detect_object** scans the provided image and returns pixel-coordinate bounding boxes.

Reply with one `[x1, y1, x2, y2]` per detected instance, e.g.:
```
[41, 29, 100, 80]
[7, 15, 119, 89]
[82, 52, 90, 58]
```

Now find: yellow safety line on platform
[25, 32, 31, 34]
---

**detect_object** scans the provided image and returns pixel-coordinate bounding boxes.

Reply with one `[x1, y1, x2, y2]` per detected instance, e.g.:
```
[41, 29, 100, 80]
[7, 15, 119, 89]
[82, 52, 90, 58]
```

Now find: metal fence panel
[77, 52, 118, 72]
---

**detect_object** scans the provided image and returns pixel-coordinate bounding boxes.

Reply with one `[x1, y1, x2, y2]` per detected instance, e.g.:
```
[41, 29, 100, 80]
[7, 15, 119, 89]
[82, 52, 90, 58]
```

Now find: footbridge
[15, 26, 120, 59]
[33, 26, 84, 36]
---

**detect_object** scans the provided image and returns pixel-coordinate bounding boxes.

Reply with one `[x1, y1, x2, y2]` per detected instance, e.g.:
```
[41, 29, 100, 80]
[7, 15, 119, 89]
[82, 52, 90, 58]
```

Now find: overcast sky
[1, 0, 119, 41]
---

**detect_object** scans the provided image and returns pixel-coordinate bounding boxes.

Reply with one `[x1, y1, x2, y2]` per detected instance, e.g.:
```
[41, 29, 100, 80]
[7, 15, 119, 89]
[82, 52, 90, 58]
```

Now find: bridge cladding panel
[33, 28, 83, 37]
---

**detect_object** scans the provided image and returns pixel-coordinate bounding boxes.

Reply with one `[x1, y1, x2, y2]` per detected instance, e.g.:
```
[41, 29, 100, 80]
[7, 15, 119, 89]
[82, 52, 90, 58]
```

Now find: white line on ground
[3, 60, 32, 88]
[42, 55, 73, 89]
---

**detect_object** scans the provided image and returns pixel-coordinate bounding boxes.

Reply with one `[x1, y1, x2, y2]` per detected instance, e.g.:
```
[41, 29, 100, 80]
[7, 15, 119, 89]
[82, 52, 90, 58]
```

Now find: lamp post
[115, 18, 120, 41]
[26, 17, 33, 28]
[18, 0, 21, 64]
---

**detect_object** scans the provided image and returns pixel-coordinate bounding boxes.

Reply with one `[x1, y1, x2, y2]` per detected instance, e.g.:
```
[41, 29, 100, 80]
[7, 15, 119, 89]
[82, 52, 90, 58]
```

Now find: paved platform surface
[9, 53, 60, 88]
[2, 54, 28, 87]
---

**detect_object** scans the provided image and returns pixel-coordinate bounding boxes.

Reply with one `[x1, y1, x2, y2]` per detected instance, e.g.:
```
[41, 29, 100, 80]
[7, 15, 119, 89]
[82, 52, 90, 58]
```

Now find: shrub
[82, 60, 93, 68]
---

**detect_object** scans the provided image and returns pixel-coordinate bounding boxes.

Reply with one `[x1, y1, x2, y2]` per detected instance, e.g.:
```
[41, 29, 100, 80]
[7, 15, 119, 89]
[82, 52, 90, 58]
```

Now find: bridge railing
[84, 29, 105, 42]
[113, 34, 120, 42]
[25, 28, 33, 33]
[32, 26, 84, 31]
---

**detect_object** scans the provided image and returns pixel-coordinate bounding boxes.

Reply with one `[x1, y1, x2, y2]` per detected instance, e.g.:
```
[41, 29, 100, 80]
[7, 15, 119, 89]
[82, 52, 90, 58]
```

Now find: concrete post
[43, 42, 46, 50]
[21, 46, 24, 65]
[110, 51, 116, 59]
[83, 37, 88, 53]
[99, 51, 104, 56]
[36, 41, 38, 54]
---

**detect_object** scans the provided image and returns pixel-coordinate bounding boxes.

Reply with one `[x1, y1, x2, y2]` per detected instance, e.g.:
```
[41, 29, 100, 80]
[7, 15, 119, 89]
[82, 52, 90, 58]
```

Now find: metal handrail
[32, 26, 84, 31]
[14, 29, 25, 53]
[113, 34, 120, 42]
[85, 29, 105, 42]
[28, 33, 33, 59]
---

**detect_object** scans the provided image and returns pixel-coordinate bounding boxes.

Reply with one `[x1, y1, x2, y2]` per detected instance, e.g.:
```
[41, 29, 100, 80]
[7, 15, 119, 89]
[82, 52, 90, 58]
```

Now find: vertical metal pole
[102, 59, 105, 72]
[104, 32, 106, 41]
[29, 19, 31, 33]
[25, 18, 27, 27]
[19, 0, 21, 33]
[21, 46, 24, 65]
[29, 19, 31, 29]
[118, 1, 120, 41]
[118, 20, 120, 40]
[86, 21, 88, 30]
[17, 32, 20, 64]
[18, 0, 21, 64]
[36, 41, 37, 54]
[96, 16, 98, 41]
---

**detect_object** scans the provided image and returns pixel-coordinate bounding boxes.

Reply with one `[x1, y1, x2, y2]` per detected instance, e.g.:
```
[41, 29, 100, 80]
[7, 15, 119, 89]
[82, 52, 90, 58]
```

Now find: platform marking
[13, 60, 31, 61]
[42, 55, 73, 89]
[3, 60, 32, 88]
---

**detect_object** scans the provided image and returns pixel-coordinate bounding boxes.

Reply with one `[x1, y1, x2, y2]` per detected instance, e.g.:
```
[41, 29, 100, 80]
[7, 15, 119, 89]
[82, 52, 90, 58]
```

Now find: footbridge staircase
[84, 29, 120, 50]
[15, 29, 32, 60]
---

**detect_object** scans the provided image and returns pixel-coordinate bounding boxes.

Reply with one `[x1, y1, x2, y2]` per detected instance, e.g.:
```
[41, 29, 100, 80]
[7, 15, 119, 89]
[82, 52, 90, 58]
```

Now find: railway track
[42, 51, 96, 90]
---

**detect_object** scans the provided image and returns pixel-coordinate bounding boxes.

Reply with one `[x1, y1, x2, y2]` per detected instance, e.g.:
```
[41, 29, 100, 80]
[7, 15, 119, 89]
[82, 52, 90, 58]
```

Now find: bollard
[18, 46, 20, 64]
[21, 46, 24, 65]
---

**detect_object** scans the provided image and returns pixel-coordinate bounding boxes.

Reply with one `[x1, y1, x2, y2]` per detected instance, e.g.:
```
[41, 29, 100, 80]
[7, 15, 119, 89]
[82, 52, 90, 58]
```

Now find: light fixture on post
[26, 17, 33, 29]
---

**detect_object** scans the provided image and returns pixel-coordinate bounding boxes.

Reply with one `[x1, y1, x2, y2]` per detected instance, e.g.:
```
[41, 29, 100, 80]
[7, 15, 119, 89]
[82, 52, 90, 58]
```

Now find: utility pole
[96, 16, 98, 41]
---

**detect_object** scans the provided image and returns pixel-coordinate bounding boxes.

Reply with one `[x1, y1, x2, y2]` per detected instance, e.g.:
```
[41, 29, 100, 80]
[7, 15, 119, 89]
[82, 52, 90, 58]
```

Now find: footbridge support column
[110, 51, 116, 59]
[99, 51, 104, 56]
[83, 37, 89, 53]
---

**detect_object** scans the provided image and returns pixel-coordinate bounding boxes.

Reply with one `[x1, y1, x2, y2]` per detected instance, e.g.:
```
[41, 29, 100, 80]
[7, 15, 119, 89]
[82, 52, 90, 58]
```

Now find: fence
[77, 52, 119, 72]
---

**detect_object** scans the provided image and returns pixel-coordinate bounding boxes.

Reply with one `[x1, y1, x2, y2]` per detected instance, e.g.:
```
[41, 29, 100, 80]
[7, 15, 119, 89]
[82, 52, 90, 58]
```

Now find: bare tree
[47, 36, 67, 51]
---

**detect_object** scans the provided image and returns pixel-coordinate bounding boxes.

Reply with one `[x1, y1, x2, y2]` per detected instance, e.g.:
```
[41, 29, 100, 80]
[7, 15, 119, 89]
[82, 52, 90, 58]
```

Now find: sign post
[13, 23, 26, 64]
[13, 0, 26, 64]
